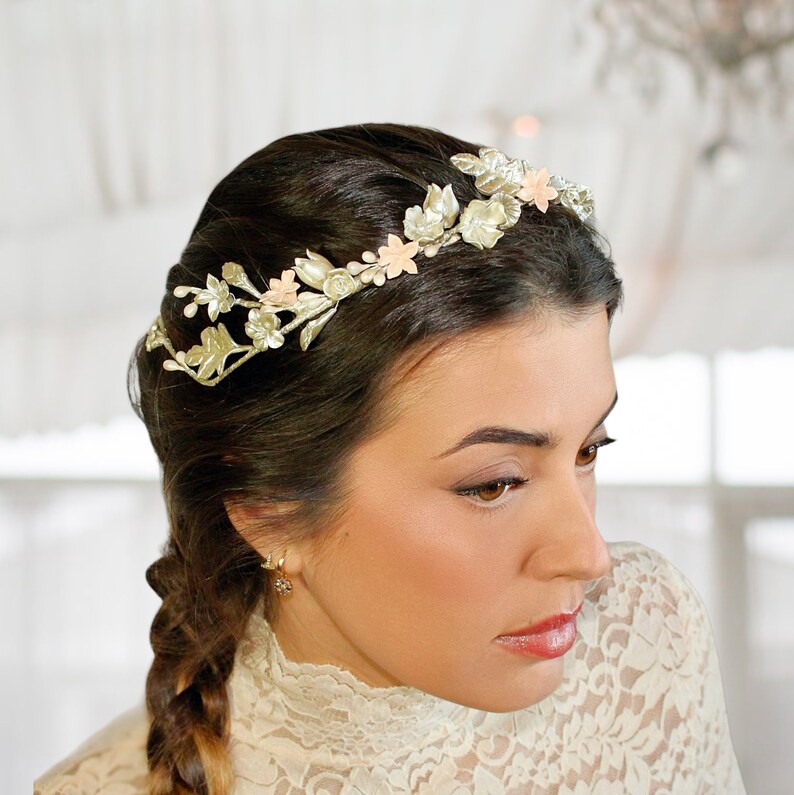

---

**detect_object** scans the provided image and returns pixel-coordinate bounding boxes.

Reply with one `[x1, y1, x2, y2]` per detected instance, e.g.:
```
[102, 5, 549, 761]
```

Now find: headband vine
[145, 147, 596, 386]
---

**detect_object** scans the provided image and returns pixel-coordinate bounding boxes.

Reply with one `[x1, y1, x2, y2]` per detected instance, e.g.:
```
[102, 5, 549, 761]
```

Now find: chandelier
[588, 1, 794, 163]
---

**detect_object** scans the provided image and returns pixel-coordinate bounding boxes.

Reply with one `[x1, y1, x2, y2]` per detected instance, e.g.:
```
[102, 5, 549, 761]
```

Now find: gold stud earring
[260, 551, 293, 596]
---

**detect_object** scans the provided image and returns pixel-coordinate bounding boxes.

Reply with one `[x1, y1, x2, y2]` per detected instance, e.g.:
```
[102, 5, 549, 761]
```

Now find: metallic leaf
[450, 153, 485, 176]
[478, 148, 508, 172]
[473, 148, 525, 196]
[183, 323, 249, 380]
[559, 183, 596, 221]
[299, 305, 337, 350]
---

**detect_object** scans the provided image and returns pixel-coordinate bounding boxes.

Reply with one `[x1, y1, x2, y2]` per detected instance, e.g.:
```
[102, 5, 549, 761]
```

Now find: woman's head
[131, 123, 622, 794]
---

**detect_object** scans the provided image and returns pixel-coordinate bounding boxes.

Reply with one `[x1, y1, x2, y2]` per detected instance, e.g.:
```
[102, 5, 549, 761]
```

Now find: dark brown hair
[129, 123, 622, 794]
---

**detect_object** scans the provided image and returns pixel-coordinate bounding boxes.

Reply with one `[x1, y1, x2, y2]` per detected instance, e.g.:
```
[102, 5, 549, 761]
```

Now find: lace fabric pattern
[34, 542, 747, 794]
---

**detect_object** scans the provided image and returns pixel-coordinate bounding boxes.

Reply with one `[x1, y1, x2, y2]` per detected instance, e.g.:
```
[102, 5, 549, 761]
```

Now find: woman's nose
[527, 476, 612, 582]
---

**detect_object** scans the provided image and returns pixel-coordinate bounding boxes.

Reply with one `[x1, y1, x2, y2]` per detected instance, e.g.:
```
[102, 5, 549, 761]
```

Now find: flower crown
[145, 147, 595, 386]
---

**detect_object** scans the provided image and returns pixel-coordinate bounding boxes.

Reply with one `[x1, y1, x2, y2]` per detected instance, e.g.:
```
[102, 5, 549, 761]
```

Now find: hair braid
[144, 536, 263, 795]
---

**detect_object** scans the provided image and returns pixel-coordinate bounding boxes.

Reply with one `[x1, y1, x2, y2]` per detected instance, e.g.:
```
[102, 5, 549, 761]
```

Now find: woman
[35, 123, 745, 793]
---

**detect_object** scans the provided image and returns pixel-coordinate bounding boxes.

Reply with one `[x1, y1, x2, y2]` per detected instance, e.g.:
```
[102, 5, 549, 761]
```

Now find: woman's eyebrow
[431, 391, 618, 461]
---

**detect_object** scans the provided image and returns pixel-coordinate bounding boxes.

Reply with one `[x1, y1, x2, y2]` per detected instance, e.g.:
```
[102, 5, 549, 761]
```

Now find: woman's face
[272, 308, 617, 711]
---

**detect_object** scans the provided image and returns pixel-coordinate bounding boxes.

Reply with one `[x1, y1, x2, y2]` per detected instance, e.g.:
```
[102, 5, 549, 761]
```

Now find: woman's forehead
[368, 310, 615, 457]
[388, 312, 611, 405]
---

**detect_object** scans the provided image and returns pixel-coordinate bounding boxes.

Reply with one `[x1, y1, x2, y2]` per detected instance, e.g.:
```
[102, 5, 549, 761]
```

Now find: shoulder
[601, 539, 692, 588]
[590, 539, 706, 621]
[583, 540, 713, 667]
[34, 703, 150, 795]
[569, 542, 745, 791]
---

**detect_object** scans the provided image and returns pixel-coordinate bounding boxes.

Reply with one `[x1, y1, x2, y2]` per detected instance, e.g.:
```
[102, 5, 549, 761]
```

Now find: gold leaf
[474, 148, 524, 195]
[478, 148, 508, 172]
[183, 324, 249, 381]
[299, 305, 337, 350]
[475, 165, 523, 195]
[450, 153, 484, 176]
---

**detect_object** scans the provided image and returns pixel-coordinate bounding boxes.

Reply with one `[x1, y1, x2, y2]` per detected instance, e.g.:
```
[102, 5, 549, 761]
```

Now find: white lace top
[35, 542, 746, 794]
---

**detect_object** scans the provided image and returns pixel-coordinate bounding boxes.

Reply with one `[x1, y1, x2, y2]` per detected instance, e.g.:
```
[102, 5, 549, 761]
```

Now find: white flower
[245, 309, 285, 351]
[190, 274, 234, 321]
[403, 205, 445, 246]
[322, 268, 358, 301]
[292, 250, 335, 290]
[458, 198, 508, 250]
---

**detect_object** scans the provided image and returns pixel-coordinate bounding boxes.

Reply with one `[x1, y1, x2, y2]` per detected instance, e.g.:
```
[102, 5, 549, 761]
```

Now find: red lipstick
[494, 602, 583, 659]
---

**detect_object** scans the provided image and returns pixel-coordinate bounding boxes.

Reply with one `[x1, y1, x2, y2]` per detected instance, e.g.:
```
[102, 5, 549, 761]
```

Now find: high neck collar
[229, 606, 489, 760]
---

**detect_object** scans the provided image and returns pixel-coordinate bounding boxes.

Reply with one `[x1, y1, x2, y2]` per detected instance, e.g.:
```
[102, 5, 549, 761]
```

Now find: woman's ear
[224, 497, 308, 576]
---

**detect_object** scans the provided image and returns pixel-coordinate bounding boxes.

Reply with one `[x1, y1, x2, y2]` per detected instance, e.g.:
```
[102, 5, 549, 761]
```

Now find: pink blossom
[516, 166, 558, 212]
[376, 234, 420, 279]
[263, 269, 299, 305]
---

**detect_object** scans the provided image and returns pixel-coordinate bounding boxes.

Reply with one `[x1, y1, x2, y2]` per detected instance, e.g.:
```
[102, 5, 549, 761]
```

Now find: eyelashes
[455, 437, 617, 514]
[455, 475, 532, 515]
[577, 436, 617, 469]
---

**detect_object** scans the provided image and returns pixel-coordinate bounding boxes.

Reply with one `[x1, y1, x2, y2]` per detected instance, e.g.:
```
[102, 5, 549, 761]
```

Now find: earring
[260, 551, 293, 596]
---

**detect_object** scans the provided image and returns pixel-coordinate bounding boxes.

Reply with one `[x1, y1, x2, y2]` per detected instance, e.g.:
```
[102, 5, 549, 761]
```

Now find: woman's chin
[436, 655, 567, 714]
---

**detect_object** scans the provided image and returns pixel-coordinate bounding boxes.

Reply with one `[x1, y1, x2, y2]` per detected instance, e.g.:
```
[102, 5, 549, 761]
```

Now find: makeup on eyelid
[454, 436, 617, 510]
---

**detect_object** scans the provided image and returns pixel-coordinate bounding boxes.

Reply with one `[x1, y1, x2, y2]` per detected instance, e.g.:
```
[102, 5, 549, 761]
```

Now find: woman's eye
[576, 437, 617, 468]
[471, 482, 510, 503]
[455, 476, 530, 511]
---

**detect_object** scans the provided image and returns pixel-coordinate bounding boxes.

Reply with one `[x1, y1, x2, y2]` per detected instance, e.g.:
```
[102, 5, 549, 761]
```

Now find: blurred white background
[2, 1, 793, 792]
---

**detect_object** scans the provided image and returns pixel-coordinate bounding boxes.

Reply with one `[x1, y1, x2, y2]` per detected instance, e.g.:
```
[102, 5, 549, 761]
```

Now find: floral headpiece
[145, 147, 595, 386]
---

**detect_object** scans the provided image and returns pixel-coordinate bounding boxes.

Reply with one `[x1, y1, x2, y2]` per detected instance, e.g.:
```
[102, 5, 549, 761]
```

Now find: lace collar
[228, 606, 489, 760]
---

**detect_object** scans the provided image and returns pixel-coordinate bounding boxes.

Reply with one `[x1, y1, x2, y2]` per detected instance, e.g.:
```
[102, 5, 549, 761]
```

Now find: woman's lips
[494, 602, 583, 660]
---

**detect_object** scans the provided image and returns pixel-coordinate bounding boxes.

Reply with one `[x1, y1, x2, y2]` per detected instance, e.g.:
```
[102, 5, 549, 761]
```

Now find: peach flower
[376, 234, 420, 279]
[516, 166, 559, 212]
[263, 269, 300, 305]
